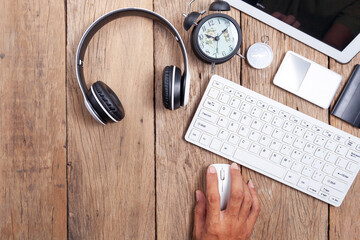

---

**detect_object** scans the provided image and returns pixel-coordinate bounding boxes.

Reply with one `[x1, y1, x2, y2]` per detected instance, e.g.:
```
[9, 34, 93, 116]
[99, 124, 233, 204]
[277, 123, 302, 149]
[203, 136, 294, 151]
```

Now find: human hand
[272, 12, 301, 28]
[193, 163, 260, 240]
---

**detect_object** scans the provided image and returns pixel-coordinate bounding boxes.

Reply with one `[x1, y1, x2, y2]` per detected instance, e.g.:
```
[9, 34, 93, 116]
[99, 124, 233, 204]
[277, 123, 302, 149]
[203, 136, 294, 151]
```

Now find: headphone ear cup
[87, 81, 125, 123]
[163, 66, 182, 110]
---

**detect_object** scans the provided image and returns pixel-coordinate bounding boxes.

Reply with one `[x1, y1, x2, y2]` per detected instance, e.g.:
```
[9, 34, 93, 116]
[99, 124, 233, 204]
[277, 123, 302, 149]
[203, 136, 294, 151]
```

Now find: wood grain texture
[329, 54, 360, 240]
[154, 0, 240, 239]
[0, 0, 66, 239]
[66, 0, 155, 239]
[240, 13, 329, 240]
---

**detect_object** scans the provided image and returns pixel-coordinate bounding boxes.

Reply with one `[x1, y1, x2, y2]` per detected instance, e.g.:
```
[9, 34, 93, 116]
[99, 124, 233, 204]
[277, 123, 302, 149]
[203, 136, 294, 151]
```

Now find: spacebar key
[233, 149, 287, 179]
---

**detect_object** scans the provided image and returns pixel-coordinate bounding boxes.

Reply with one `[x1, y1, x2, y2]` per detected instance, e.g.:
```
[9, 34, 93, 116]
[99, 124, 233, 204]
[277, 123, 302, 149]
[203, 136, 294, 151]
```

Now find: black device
[76, 8, 191, 125]
[182, 0, 242, 65]
[331, 64, 360, 128]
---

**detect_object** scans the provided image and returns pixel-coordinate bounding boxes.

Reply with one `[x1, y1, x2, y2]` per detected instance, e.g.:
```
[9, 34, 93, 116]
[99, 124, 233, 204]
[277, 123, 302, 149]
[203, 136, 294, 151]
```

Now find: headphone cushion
[91, 81, 125, 121]
[163, 66, 182, 110]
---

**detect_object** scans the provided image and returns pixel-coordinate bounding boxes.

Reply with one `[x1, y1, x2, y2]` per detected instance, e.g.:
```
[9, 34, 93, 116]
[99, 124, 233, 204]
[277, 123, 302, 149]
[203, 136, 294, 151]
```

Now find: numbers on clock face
[197, 17, 239, 59]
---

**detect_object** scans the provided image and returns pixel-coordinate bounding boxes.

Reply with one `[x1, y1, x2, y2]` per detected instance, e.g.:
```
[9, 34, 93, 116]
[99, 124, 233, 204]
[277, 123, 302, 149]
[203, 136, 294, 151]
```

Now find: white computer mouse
[211, 164, 231, 210]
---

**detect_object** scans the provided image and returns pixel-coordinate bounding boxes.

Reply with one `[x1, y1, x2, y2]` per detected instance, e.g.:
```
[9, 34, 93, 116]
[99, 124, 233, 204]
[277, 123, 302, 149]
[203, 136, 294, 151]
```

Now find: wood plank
[66, 0, 155, 239]
[154, 0, 240, 239]
[240, 13, 329, 240]
[0, 0, 66, 239]
[329, 54, 360, 240]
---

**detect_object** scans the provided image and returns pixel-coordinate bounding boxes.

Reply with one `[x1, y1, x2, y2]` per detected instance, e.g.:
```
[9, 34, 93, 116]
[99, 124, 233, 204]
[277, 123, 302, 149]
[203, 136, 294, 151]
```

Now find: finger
[271, 11, 285, 20]
[247, 180, 261, 228]
[283, 15, 296, 25]
[193, 190, 206, 239]
[225, 163, 244, 218]
[292, 20, 301, 28]
[206, 165, 220, 224]
[238, 178, 253, 221]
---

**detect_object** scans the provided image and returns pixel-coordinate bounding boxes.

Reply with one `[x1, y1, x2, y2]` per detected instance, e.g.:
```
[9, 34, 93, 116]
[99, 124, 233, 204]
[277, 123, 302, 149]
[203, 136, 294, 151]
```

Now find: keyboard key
[189, 129, 201, 141]
[210, 138, 222, 151]
[228, 122, 239, 132]
[324, 152, 337, 164]
[298, 177, 310, 189]
[319, 191, 329, 199]
[312, 171, 324, 182]
[270, 153, 282, 163]
[289, 115, 300, 123]
[334, 135, 346, 143]
[219, 106, 231, 116]
[283, 121, 295, 132]
[336, 158, 348, 168]
[195, 119, 219, 135]
[249, 131, 261, 141]
[304, 143, 316, 154]
[229, 110, 241, 121]
[304, 131, 316, 141]
[260, 148, 272, 158]
[272, 129, 284, 140]
[240, 102, 251, 113]
[259, 135, 272, 146]
[213, 80, 223, 89]
[229, 97, 241, 108]
[284, 171, 300, 184]
[261, 112, 273, 122]
[291, 162, 304, 173]
[223, 86, 234, 94]
[293, 138, 306, 149]
[238, 126, 250, 137]
[234, 91, 245, 99]
[333, 168, 351, 183]
[325, 140, 337, 151]
[314, 136, 327, 147]
[312, 159, 325, 170]
[345, 139, 356, 148]
[219, 93, 230, 103]
[356, 144, 360, 151]
[279, 111, 290, 119]
[323, 130, 333, 138]
[322, 163, 335, 174]
[283, 133, 295, 145]
[302, 166, 314, 177]
[269, 140, 282, 151]
[257, 101, 267, 109]
[268, 105, 278, 114]
[250, 107, 262, 118]
[217, 116, 228, 128]
[346, 150, 360, 162]
[329, 196, 340, 204]
[208, 88, 220, 99]
[199, 109, 218, 123]
[301, 120, 310, 128]
[272, 117, 283, 127]
[240, 115, 252, 125]
[251, 120, 263, 131]
[200, 134, 212, 146]
[291, 149, 303, 160]
[262, 124, 273, 135]
[281, 157, 293, 168]
[204, 99, 220, 112]
[239, 139, 250, 149]
[246, 95, 256, 103]
[280, 145, 292, 156]
[249, 143, 261, 154]
[293, 126, 305, 137]
[323, 176, 347, 192]
[335, 145, 348, 156]
[220, 143, 235, 156]
[218, 129, 229, 140]
[346, 162, 358, 173]
[229, 134, 240, 145]
[312, 125, 322, 133]
[302, 155, 314, 165]
[314, 148, 327, 159]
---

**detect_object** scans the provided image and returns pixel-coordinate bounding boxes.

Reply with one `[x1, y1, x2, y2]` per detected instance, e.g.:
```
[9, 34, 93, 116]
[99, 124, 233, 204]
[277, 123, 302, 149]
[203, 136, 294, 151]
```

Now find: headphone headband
[76, 8, 191, 106]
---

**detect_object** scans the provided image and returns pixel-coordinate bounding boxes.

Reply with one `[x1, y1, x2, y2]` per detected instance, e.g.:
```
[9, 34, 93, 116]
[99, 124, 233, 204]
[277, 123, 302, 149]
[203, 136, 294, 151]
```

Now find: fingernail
[248, 179, 255, 189]
[196, 190, 200, 202]
[231, 163, 239, 170]
[208, 165, 216, 173]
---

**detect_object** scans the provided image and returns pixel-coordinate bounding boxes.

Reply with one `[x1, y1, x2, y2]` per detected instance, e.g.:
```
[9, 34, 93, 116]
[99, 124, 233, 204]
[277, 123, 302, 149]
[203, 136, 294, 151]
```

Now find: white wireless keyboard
[185, 75, 360, 207]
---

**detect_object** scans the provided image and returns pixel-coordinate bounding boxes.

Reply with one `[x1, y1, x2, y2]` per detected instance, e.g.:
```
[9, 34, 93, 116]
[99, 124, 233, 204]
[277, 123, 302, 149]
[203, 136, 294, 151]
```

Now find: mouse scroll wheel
[220, 168, 225, 180]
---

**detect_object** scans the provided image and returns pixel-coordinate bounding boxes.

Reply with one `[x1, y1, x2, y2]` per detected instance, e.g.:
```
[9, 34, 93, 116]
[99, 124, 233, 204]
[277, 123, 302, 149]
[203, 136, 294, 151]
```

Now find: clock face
[196, 16, 240, 61]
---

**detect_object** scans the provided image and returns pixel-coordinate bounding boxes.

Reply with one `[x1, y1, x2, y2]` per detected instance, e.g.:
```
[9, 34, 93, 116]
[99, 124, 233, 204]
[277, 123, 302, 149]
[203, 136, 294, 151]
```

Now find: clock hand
[218, 28, 228, 38]
[205, 34, 216, 39]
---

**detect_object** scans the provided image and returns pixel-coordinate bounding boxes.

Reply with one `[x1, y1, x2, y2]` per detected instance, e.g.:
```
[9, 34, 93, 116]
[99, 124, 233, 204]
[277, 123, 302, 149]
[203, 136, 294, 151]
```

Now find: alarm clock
[183, 0, 242, 65]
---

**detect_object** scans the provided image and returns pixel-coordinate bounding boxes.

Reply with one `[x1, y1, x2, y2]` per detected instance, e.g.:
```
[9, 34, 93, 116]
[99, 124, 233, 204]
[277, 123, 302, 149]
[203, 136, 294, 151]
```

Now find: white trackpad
[273, 51, 342, 109]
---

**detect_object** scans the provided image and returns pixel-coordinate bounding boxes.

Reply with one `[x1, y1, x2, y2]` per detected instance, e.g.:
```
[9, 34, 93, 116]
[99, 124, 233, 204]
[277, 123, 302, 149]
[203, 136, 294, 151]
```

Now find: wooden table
[1, 0, 359, 239]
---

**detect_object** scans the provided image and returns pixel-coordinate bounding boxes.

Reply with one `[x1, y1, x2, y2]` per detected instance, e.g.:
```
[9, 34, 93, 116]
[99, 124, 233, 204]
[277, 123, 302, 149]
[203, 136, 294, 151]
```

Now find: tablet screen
[242, 0, 360, 51]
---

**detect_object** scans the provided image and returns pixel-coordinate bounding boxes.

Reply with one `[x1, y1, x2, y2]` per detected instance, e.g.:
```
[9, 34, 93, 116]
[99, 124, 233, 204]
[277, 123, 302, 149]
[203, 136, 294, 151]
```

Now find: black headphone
[76, 8, 191, 125]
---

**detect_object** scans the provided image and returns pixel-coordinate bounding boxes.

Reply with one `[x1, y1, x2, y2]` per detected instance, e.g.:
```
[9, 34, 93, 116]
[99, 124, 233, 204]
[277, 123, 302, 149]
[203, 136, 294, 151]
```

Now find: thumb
[193, 190, 206, 240]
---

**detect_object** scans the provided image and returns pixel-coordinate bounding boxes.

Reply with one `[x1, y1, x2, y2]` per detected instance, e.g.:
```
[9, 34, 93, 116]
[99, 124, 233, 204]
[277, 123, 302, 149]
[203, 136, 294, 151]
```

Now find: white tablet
[225, 0, 360, 63]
